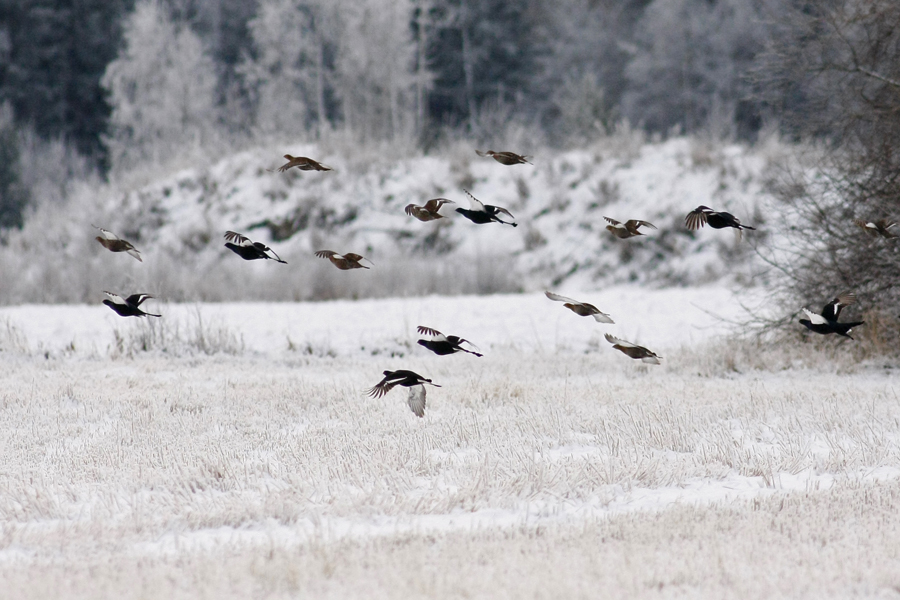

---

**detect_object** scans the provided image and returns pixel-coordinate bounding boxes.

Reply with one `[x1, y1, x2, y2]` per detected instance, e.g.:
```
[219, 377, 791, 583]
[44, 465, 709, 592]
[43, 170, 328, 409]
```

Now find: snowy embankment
[3, 290, 900, 598]
[0, 134, 779, 303]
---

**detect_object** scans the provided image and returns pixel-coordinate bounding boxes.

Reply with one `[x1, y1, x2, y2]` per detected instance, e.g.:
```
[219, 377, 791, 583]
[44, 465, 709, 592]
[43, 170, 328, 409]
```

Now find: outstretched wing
[343, 253, 373, 267]
[404, 204, 420, 216]
[125, 293, 152, 307]
[823, 293, 856, 321]
[603, 216, 622, 226]
[604, 333, 631, 347]
[423, 198, 453, 212]
[489, 205, 516, 219]
[366, 378, 396, 399]
[545, 291, 579, 304]
[685, 208, 708, 230]
[627, 219, 657, 230]
[315, 250, 340, 260]
[407, 385, 426, 418]
[95, 227, 120, 241]
[591, 311, 615, 324]
[103, 291, 127, 305]
[463, 189, 486, 212]
[475, 150, 490, 158]
[416, 325, 446, 340]
[224, 231, 252, 246]
[802, 307, 827, 325]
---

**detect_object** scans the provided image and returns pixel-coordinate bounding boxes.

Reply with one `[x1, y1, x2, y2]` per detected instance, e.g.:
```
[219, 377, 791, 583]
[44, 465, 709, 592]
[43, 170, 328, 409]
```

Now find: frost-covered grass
[2, 291, 900, 598]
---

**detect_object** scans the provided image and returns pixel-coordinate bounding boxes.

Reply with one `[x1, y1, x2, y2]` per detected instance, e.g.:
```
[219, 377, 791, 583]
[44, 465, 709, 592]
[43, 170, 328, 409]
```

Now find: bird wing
[366, 378, 396, 399]
[224, 231, 252, 246]
[545, 291, 579, 304]
[416, 325, 447, 340]
[343, 253, 373, 267]
[475, 150, 490, 158]
[603, 216, 622, 226]
[628, 220, 657, 230]
[404, 204, 420, 216]
[423, 198, 453, 211]
[463, 189, 486, 212]
[103, 291, 127, 305]
[604, 333, 634, 347]
[685, 208, 708, 230]
[591, 311, 615, 324]
[125, 293, 152, 307]
[315, 250, 340, 260]
[826, 293, 856, 320]
[96, 227, 120, 241]
[802, 307, 827, 325]
[407, 385, 426, 417]
[489, 205, 516, 219]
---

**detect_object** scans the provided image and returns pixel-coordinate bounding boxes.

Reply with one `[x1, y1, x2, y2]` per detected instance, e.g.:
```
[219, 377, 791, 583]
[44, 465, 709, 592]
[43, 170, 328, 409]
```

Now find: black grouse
[685, 205, 756, 241]
[455, 189, 517, 227]
[102, 292, 161, 318]
[799, 293, 865, 339]
[416, 326, 483, 357]
[224, 231, 287, 263]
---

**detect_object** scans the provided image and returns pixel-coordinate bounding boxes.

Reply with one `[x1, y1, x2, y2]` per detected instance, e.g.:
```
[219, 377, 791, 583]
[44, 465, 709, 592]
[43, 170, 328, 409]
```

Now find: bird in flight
[224, 231, 287, 263]
[545, 291, 614, 323]
[604, 333, 661, 364]
[315, 250, 373, 270]
[854, 218, 897, 239]
[366, 369, 440, 417]
[475, 150, 532, 165]
[604, 217, 657, 239]
[271, 155, 333, 172]
[416, 326, 483, 357]
[93, 226, 142, 262]
[798, 293, 865, 339]
[102, 291, 161, 318]
[455, 189, 517, 227]
[685, 205, 756, 241]
[405, 198, 455, 222]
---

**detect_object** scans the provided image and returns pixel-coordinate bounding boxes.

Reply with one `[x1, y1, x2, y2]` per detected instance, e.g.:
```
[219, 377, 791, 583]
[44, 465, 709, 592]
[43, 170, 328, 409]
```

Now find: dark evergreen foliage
[0, 0, 134, 171]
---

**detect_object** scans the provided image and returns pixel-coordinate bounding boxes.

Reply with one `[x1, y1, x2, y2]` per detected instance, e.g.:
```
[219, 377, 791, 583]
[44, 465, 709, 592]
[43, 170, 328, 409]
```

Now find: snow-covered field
[3, 289, 900, 598]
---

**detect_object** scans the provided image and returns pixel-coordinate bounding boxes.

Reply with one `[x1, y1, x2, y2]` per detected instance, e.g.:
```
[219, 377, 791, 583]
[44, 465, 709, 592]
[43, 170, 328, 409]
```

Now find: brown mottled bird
[604, 217, 657, 239]
[604, 334, 661, 364]
[315, 250, 373, 270]
[94, 226, 142, 262]
[366, 369, 440, 417]
[405, 198, 455, 222]
[271, 155, 333, 172]
[545, 291, 614, 323]
[475, 149, 532, 165]
[224, 231, 287, 263]
[854, 218, 897, 239]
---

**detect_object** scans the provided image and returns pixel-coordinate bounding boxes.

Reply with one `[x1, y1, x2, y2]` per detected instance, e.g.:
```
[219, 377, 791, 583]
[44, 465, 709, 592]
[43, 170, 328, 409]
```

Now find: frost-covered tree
[334, 0, 420, 142]
[102, 0, 218, 173]
[239, 0, 339, 137]
[623, 0, 767, 138]
[756, 0, 900, 345]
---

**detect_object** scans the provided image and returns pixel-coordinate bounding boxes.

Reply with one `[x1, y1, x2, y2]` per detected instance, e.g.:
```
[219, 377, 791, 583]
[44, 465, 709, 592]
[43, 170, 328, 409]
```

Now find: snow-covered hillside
[0, 135, 780, 303]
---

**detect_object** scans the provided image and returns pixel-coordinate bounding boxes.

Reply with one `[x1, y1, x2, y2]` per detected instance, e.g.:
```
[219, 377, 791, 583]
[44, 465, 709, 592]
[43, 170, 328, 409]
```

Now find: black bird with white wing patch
[416, 326, 483, 357]
[102, 292, 161, 318]
[455, 189, 517, 227]
[799, 293, 865, 339]
[224, 231, 287, 263]
[366, 370, 440, 417]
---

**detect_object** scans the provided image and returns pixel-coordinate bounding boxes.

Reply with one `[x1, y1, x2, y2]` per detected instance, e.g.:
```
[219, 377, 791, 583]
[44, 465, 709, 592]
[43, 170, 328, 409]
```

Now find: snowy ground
[2, 288, 900, 598]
